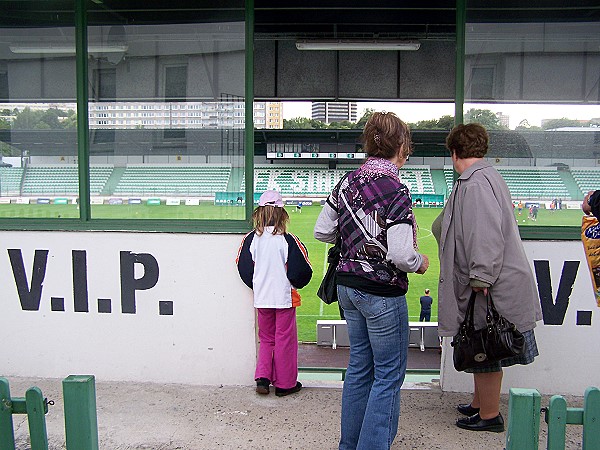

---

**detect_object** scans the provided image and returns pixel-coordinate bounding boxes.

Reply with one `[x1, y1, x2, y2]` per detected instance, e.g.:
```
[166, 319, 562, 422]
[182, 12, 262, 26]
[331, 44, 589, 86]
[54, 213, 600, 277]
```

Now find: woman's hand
[471, 286, 488, 296]
[416, 254, 429, 274]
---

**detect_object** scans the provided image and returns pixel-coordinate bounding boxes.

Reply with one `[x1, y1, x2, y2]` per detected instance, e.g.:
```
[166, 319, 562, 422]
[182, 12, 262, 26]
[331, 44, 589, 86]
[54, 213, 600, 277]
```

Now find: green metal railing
[0, 375, 99, 450]
[0, 378, 51, 450]
[506, 387, 600, 450]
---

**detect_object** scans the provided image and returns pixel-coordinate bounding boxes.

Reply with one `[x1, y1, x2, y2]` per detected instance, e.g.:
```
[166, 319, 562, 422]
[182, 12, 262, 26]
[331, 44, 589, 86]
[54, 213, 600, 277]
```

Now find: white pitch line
[319, 242, 330, 316]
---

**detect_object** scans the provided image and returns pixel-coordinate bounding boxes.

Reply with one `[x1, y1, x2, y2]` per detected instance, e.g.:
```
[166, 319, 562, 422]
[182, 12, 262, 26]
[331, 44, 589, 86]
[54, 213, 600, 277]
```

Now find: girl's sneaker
[275, 382, 302, 397]
[255, 378, 270, 395]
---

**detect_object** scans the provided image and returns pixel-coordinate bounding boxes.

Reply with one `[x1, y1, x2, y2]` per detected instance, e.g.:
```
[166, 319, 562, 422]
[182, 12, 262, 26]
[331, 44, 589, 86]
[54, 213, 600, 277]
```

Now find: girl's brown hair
[362, 111, 413, 160]
[252, 205, 289, 235]
[445, 123, 489, 159]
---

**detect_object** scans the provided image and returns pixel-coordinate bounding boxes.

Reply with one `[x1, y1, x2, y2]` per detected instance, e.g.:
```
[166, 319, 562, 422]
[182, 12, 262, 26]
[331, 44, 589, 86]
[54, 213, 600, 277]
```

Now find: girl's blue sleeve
[236, 232, 255, 288]
[285, 233, 313, 289]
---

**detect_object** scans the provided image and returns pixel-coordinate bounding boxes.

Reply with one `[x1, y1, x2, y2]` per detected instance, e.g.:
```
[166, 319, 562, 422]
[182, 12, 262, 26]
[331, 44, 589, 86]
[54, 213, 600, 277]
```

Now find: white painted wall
[2, 231, 597, 395]
[440, 240, 600, 395]
[0, 231, 256, 386]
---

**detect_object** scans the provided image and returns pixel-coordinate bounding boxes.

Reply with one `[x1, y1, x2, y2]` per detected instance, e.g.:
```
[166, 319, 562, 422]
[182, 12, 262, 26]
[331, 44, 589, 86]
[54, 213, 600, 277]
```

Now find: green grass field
[287, 205, 585, 342]
[0, 202, 585, 341]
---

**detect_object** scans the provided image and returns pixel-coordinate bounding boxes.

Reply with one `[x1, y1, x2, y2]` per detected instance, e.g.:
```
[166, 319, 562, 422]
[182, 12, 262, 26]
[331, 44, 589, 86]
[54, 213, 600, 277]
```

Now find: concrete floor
[5, 375, 586, 450]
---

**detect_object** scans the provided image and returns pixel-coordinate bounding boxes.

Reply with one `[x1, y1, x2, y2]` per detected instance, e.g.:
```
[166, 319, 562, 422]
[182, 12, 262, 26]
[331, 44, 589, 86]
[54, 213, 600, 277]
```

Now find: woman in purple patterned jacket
[314, 112, 429, 450]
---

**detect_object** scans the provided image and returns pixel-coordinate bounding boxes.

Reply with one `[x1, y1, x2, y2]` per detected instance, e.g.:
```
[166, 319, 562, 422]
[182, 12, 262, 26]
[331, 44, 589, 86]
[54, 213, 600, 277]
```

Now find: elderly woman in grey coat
[433, 123, 542, 433]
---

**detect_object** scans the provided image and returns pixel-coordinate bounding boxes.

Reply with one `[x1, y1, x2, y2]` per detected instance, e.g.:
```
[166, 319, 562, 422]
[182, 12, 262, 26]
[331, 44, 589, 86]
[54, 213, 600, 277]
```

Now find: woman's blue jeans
[337, 285, 409, 450]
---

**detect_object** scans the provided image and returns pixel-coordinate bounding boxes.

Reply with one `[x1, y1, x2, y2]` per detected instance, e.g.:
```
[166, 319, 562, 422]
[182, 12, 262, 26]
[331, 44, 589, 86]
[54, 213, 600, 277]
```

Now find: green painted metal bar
[454, 0, 465, 126]
[583, 387, 600, 449]
[506, 388, 541, 450]
[25, 387, 49, 450]
[244, 0, 255, 225]
[63, 375, 99, 450]
[0, 378, 16, 450]
[9, 398, 27, 415]
[547, 395, 568, 450]
[75, 0, 91, 222]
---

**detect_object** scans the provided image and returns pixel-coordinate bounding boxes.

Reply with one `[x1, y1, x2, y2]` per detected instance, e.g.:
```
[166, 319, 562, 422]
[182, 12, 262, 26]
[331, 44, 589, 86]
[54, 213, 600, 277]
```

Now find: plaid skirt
[464, 329, 539, 374]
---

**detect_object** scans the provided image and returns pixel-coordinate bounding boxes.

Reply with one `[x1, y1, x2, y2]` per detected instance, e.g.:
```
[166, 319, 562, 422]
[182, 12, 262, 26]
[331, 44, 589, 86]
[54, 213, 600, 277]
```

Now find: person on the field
[419, 289, 434, 322]
[237, 190, 312, 397]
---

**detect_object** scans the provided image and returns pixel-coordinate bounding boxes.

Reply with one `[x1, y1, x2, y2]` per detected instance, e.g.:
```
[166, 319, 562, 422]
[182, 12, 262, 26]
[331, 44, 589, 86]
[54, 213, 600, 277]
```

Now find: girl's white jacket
[236, 226, 312, 308]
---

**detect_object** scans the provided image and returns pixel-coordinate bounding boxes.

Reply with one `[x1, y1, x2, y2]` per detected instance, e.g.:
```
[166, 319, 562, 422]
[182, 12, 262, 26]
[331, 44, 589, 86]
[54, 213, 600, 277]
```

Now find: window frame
[0, 0, 585, 239]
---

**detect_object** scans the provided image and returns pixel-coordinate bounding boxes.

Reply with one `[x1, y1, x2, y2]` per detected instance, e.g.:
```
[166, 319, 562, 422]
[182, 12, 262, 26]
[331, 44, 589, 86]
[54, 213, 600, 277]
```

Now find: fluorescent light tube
[10, 44, 128, 54]
[295, 40, 420, 51]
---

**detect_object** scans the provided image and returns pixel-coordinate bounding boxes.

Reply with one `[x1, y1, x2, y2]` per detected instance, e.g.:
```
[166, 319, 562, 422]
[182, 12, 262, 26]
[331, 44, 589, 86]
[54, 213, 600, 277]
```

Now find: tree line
[283, 108, 596, 131]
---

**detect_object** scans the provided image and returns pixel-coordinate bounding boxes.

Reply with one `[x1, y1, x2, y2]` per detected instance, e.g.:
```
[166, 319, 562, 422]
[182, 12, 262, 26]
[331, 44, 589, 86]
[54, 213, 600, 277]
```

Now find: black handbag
[451, 290, 525, 372]
[316, 239, 341, 304]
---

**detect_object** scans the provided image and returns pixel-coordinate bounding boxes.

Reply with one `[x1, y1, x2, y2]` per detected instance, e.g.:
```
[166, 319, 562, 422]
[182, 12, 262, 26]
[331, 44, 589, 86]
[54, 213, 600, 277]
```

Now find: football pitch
[286, 204, 584, 342]
[0, 202, 585, 341]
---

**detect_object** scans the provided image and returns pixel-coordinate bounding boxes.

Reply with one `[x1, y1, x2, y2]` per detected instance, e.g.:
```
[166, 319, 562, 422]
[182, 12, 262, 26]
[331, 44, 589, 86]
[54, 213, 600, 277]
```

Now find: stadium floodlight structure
[295, 39, 421, 51]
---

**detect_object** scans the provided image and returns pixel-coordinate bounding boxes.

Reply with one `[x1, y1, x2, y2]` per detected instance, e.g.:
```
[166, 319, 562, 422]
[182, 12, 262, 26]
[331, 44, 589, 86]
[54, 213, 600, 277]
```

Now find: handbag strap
[460, 290, 478, 333]
[484, 291, 502, 324]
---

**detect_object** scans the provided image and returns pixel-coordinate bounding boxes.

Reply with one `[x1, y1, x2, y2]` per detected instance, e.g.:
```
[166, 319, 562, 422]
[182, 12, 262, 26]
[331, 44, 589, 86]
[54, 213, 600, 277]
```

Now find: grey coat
[437, 160, 542, 337]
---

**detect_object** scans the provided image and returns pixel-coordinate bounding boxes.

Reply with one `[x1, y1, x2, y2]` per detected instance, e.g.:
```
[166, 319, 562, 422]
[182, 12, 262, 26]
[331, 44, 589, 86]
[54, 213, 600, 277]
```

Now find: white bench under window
[317, 320, 439, 351]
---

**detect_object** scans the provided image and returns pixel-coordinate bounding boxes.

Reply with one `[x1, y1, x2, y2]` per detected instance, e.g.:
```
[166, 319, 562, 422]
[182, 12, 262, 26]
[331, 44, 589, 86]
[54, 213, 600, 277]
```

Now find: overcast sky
[282, 101, 600, 130]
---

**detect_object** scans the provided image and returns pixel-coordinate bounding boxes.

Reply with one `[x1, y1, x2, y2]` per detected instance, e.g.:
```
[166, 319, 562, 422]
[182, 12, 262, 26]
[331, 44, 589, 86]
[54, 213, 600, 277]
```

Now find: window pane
[465, 4, 600, 226]
[88, 4, 246, 220]
[0, 9, 78, 218]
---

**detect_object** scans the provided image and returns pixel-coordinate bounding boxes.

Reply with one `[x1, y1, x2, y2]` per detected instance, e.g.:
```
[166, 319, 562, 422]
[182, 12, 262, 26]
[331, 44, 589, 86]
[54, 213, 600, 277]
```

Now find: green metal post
[547, 395, 568, 450]
[506, 388, 541, 450]
[25, 387, 48, 450]
[455, 0, 465, 126]
[63, 375, 99, 450]
[244, 0, 255, 224]
[0, 378, 16, 450]
[583, 387, 600, 449]
[75, 0, 91, 222]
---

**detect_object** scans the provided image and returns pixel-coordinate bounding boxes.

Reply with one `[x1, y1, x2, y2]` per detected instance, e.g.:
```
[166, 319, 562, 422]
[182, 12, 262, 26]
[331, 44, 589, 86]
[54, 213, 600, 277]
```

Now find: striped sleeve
[284, 233, 313, 289]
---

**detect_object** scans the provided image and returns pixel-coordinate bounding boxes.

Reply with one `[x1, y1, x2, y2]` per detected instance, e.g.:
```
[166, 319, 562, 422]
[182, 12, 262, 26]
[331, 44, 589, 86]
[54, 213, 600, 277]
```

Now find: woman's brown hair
[252, 205, 289, 235]
[445, 123, 489, 159]
[362, 111, 412, 160]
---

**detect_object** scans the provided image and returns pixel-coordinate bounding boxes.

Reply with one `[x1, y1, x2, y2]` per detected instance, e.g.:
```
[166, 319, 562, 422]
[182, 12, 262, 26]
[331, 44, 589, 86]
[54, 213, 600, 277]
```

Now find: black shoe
[275, 382, 302, 397]
[456, 413, 504, 433]
[255, 378, 270, 395]
[457, 403, 480, 416]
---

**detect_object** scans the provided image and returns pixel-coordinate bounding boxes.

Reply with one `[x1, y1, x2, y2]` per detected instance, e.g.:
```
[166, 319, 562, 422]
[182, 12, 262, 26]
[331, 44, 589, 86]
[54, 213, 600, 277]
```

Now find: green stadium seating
[570, 168, 600, 196]
[112, 164, 231, 197]
[248, 165, 436, 196]
[21, 165, 113, 196]
[443, 165, 571, 199]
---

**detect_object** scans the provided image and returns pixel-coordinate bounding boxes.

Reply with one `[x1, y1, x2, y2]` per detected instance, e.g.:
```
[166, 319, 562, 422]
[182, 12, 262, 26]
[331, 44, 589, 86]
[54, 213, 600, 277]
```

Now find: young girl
[236, 190, 312, 396]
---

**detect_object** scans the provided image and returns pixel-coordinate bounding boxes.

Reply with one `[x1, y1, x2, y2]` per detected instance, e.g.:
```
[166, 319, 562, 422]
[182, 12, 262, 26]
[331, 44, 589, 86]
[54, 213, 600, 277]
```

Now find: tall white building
[312, 102, 357, 124]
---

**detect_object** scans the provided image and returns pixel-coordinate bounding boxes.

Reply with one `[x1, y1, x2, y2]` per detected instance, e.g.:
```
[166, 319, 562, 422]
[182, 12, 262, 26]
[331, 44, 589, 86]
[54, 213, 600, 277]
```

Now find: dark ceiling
[1, 1, 599, 33]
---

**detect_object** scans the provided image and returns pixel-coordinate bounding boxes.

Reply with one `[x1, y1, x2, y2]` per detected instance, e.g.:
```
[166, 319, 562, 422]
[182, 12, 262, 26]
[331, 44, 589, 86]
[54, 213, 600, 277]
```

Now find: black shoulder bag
[451, 290, 525, 372]
[316, 238, 341, 304]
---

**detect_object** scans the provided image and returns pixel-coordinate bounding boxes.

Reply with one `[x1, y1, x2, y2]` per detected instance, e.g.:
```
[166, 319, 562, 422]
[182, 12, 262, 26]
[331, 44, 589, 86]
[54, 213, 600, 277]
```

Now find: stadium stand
[0, 167, 24, 196]
[570, 168, 600, 196]
[249, 165, 436, 196]
[443, 165, 571, 199]
[21, 165, 113, 196]
[5, 163, 586, 200]
[112, 164, 231, 197]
